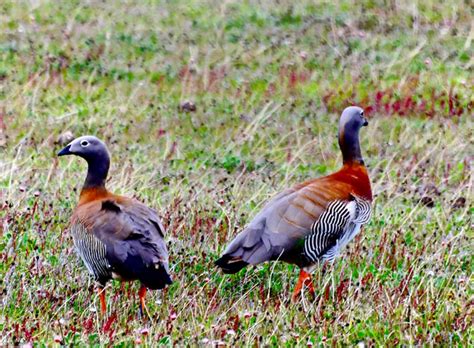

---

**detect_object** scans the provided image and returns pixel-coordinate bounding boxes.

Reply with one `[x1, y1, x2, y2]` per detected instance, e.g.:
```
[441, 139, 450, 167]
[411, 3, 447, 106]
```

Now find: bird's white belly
[337, 223, 362, 251]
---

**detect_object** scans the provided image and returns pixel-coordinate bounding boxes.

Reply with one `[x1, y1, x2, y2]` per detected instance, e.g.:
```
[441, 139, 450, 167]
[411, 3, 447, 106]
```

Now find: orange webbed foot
[98, 287, 107, 315]
[292, 270, 314, 302]
[138, 286, 149, 319]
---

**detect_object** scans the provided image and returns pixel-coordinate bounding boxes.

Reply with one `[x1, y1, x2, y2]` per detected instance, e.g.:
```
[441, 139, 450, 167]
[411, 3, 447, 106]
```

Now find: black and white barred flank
[353, 194, 371, 224]
[71, 223, 111, 284]
[304, 200, 350, 261]
[304, 194, 371, 264]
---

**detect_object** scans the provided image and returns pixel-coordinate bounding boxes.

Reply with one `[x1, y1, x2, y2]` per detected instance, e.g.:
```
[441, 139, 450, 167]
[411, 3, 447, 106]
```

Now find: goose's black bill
[57, 144, 72, 156]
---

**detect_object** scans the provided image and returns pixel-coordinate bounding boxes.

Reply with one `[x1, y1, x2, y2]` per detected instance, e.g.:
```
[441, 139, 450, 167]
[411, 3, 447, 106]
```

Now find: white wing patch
[304, 195, 371, 264]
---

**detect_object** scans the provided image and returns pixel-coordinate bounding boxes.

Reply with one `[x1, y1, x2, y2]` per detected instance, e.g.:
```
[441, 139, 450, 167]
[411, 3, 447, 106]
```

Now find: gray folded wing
[222, 180, 350, 264]
[73, 198, 171, 288]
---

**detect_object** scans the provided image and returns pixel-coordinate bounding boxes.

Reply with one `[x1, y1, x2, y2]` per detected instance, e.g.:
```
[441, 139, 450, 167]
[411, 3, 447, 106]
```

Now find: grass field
[0, 0, 472, 346]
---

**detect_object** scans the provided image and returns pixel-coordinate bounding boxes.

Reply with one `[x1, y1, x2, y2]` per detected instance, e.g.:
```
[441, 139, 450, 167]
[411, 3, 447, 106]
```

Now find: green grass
[0, 0, 472, 345]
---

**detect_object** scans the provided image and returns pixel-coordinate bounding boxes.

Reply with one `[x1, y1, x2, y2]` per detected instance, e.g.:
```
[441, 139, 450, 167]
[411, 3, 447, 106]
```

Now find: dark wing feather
[74, 197, 172, 289]
[101, 199, 121, 213]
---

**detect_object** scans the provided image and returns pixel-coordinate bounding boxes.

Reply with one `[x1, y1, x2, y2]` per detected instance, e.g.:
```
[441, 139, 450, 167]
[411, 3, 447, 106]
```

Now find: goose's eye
[80, 140, 90, 147]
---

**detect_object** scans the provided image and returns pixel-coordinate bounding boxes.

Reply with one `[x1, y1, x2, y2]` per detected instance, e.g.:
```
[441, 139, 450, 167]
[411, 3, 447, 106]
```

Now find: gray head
[338, 106, 368, 165]
[58, 135, 111, 189]
[339, 106, 368, 133]
[58, 135, 109, 160]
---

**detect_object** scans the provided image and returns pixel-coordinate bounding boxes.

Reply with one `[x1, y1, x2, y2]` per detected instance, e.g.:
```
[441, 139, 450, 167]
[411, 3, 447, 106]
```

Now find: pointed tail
[215, 255, 248, 274]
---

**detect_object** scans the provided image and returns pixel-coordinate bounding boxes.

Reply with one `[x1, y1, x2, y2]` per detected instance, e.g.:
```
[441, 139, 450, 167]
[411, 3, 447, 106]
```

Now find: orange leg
[292, 269, 314, 302]
[138, 286, 147, 318]
[98, 287, 107, 315]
